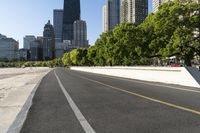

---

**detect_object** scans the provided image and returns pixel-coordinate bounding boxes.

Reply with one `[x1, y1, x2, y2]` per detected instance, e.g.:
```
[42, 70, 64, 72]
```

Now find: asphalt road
[20, 68, 200, 133]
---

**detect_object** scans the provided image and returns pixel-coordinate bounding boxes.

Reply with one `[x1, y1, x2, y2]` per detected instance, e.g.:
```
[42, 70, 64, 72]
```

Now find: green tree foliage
[0, 58, 63, 68]
[62, 53, 72, 66]
[61, 0, 199, 66]
[62, 48, 89, 66]
[143, 0, 200, 66]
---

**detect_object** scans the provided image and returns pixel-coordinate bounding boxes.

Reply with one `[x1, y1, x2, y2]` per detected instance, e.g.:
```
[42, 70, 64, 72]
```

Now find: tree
[111, 23, 142, 65]
[146, 0, 200, 66]
[62, 52, 72, 66]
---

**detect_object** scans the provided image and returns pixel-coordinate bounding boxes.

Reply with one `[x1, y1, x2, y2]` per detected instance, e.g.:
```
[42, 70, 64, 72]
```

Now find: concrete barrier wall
[70, 66, 200, 88]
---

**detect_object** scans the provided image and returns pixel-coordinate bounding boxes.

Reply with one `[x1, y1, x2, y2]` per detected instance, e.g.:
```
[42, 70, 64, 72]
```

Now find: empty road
[20, 68, 200, 133]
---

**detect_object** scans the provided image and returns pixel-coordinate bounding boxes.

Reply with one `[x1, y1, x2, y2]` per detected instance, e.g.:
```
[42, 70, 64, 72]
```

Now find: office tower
[106, 0, 120, 31]
[103, 5, 109, 32]
[23, 35, 36, 50]
[153, 0, 162, 13]
[30, 39, 43, 61]
[72, 20, 89, 48]
[153, 0, 199, 13]
[55, 42, 65, 58]
[17, 49, 30, 61]
[43, 20, 55, 61]
[53, 9, 63, 43]
[62, 0, 80, 41]
[120, 0, 128, 23]
[0, 34, 19, 60]
[120, 0, 148, 24]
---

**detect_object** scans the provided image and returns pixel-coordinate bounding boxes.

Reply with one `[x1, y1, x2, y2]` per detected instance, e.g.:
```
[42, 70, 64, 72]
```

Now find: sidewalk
[0, 68, 51, 133]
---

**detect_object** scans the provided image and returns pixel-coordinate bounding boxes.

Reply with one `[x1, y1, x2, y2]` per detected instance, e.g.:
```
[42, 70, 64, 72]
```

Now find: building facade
[62, 0, 80, 41]
[104, 0, 120, 31]
[153, 0, 162, 13]
[23, 35, 36, 50]
[30, 39, 43, 61]
[54, 9, 63, 43]
[55, 42, 65, 58]
[43, 20, 55, 61]
[153, 0, 199, 13]
[103, 5, 109, 32]
[72, 20, 89, 48]
[0, 34, 19, 60]
[120, 0, 148, 24]
[120, 0, 128, 23]
[17, 49, 30, 61]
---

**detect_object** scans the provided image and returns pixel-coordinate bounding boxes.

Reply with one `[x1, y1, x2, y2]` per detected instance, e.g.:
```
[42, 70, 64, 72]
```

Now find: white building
[23, 35, 36, 50]
[153, 0, 200, 13]
[0, 34, 19, 60]
[103, 5, 108, 32]
[120, 0, 128, 23]
[153, 0, 162, 13]
[120, 0, 148, 24]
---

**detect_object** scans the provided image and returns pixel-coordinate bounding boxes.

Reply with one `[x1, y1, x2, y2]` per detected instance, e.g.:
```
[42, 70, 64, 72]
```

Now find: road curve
[20, 68, 200, 133]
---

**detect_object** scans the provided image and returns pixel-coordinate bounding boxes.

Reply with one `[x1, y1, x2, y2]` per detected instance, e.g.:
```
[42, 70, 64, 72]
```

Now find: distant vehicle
[170, 63, 181, 67]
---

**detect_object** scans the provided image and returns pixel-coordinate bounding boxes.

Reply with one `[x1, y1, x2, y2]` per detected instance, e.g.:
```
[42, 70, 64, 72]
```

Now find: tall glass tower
[62, 0, 80, 41]
[107, 0, 120, 31]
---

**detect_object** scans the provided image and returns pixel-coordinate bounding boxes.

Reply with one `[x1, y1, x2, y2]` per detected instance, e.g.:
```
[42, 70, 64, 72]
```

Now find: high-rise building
[120, 0, 128, 23]
[120, 0, 148, 24]
[55, 42, 65, 58]
[43, 20, 55, 61]
[53, 9, 63, 43]
[23, 35, 36, 50]
[0, 34, 19, 60]
[30, 38, 43, 61]
[105, 0, 120, 31]
[62, 0, 80, 41]
[72, 20, 89, 48]
[17, 49, 30, 61]
[103, 5, 108, 32]
[153, 0, 162, 13]
[153, 0, 199, 13]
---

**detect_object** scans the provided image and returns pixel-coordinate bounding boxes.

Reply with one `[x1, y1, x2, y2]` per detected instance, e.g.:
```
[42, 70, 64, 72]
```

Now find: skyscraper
[106, 0, 120, 31]
[43, 20, 55, 61]
[120, 0, 148, 24]
[23, 35, 36, 50]
[120, 0, 128, 23]
[103, 5, 108, 32]
[153, 0, 199, 13]
[62, 0, 80, 41]
[153, 0, 162, 13]
[53, 9, 63, 43]
[72, 20, 89, 48]
[30, 39, 43, 61]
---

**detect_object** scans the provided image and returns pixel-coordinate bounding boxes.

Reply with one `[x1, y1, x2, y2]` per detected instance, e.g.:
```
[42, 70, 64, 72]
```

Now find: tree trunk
[184, 55, 192, 66]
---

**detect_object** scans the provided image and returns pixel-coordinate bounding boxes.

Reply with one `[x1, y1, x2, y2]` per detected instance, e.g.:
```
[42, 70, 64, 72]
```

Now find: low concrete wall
[70, 66, 200, 88]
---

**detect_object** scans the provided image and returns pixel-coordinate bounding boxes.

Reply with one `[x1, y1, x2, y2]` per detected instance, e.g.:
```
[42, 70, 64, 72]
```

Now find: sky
[0, 0, 152, 48]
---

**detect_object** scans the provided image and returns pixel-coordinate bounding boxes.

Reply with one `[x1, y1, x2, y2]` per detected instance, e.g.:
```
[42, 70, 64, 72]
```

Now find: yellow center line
[78, 75, 200, 116]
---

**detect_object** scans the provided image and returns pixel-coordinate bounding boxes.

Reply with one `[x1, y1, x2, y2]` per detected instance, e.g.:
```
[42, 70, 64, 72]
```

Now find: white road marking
[54, 70, 96, 133]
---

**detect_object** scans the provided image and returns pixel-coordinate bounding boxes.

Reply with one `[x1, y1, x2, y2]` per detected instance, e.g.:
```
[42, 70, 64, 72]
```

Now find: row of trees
[63, 0, 200, 66]
[0, 58, 63, 68]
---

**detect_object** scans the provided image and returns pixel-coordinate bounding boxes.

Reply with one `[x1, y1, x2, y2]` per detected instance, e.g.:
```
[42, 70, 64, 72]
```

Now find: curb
[6, 70, 51, 133]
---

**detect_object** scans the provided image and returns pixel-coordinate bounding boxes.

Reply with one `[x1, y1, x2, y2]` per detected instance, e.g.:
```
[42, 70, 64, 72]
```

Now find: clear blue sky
[0, 0, 152, 48]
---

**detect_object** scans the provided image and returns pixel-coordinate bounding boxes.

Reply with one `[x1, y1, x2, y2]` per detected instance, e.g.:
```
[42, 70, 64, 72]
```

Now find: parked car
[170, 63, 181, 67]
